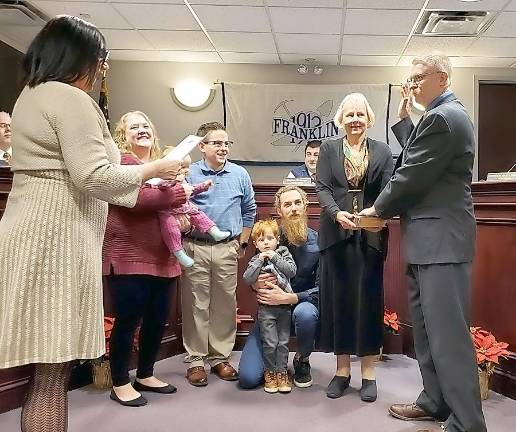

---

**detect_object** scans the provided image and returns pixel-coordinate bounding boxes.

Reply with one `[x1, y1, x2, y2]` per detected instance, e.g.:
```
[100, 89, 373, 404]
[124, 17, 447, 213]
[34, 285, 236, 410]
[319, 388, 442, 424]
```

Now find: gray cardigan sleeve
[242, 254, 265, 285]
[270, 246, 297, 279]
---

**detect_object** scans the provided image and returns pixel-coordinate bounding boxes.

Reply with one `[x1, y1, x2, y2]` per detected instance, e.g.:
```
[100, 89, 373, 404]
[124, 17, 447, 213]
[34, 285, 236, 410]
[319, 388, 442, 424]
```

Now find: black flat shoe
[133, 380, 177, 394]
[110, 389, 148, 407]
[360, 379, 377, 402]
[326, 375, 351, 399]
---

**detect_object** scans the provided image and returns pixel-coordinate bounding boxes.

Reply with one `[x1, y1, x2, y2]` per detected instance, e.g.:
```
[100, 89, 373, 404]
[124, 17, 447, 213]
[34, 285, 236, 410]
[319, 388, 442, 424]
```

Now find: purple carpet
[0, 353, 514, 431]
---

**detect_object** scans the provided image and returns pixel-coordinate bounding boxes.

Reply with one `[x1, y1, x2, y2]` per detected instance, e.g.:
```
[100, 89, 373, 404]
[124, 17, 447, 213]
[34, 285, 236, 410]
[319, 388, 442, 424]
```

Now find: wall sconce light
[170, 80, 215, 112]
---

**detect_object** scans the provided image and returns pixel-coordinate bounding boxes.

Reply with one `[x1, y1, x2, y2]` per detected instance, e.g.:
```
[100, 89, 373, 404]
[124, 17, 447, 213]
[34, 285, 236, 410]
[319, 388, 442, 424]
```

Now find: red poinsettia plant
[470, 326, 510, 374]
[384, 308, 400, 335]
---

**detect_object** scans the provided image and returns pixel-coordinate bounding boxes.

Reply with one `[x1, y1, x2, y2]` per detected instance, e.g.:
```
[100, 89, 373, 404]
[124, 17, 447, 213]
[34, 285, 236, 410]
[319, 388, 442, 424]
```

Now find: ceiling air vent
[416, 10, 494, 37]
[0, 1, 49, 26]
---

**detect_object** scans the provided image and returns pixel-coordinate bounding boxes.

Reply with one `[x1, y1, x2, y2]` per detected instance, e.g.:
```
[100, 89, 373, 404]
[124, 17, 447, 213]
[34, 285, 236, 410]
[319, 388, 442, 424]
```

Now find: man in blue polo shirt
[182, 121, 256, 387]
[238, 185, 319, 389]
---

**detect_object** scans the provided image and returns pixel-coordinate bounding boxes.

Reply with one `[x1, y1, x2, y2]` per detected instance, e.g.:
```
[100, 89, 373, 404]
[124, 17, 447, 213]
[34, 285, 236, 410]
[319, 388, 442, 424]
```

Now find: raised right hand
[398, 82, 413, 119]
[336, 211, 357, 230]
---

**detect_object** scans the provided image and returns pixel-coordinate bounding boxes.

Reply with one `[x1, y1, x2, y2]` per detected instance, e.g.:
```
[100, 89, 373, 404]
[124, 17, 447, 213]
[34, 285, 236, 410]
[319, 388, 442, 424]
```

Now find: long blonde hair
[113, 110, 162, 160]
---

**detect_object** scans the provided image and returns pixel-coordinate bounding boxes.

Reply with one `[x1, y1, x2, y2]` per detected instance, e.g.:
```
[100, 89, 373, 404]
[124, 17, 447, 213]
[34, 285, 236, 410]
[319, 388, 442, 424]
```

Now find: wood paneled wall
[1, 169, 515, 413]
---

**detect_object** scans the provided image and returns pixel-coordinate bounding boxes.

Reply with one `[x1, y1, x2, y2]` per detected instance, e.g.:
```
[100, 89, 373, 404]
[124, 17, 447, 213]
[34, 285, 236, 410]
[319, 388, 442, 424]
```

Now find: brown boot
[277, 371, 292, 393]
[264, 371, 278, 393]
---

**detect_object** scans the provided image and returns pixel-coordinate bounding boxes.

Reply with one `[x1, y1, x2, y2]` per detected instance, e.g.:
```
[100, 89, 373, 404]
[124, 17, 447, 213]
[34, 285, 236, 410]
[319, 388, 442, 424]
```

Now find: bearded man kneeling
[238, 186, 319, 390]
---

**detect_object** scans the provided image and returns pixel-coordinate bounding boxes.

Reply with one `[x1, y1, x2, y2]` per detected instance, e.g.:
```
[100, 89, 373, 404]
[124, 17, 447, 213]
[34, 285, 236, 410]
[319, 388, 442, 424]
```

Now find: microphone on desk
[507, 162, 516, 173]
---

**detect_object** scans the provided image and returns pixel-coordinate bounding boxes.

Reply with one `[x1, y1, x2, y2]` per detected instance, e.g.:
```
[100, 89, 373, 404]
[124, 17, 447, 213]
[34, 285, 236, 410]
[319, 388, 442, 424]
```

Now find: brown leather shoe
[186, 366, 208, 387]
[389, 403, 435, 422]
[210, 361, 239, 381]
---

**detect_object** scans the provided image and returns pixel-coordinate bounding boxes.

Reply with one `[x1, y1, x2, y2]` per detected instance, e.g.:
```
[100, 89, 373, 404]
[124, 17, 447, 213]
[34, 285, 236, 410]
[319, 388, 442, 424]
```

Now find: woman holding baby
[102, 111, 193, 407]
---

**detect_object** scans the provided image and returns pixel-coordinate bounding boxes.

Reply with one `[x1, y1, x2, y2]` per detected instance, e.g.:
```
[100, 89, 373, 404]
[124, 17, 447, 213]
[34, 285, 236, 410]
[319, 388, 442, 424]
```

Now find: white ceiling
[1, 0, 516, 67]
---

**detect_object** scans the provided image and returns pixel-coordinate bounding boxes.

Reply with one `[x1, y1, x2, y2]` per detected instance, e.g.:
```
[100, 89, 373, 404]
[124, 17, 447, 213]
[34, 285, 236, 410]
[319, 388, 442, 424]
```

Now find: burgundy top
[102, 154, 187, 278]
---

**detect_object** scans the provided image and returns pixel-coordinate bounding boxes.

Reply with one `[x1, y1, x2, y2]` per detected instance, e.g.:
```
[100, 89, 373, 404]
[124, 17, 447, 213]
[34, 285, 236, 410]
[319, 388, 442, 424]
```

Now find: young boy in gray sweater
[243, 219, 297, 393]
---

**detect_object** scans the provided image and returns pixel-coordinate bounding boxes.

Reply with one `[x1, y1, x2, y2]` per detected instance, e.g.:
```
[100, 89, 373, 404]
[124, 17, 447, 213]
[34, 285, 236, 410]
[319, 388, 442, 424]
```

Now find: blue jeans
[238, 301, 319, 389]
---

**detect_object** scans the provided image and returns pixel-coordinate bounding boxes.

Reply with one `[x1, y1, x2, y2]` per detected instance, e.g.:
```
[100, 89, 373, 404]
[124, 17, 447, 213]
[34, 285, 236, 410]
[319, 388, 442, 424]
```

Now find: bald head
[0, 112, 12, 151]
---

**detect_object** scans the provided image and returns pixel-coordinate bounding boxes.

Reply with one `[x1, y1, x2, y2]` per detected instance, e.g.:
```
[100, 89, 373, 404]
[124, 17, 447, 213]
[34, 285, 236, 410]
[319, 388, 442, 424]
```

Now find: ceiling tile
[451, 57, 516, 67]
[109, 0, 182, 3]
[340, 55, 398, 66]
[347, 0, 424, 9]
[276, 33, 340, 54]
[343, 9, 419, 35]
[102, 29, 153, 50]
[280, 54, 338, 65]
[341, 35, 405, 55]
[268, 1, 342, 7]
[269, 7, 342, 34]
[192, 5, 271, 32]
[210, 32, 276, 53]
[110, 50, 163, 61]
[404, 36, 475, 56]
[190, 0, 264, 4]
[427, 0, 507, 11]
[32, 1, 131, 29]
[220, 52, 280, 63]
[160, 50, 222, 62]
[484, 12, 516, 37]
[505, 0, 516, 11]
[139, 30, 213, 51]
[112, 3, 199, 30]
[468, 37, 516, 57]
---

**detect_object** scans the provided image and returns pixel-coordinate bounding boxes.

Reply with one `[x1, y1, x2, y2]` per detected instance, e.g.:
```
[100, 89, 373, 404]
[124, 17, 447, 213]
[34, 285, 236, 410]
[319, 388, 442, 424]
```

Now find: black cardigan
[315, 137, 393, 252]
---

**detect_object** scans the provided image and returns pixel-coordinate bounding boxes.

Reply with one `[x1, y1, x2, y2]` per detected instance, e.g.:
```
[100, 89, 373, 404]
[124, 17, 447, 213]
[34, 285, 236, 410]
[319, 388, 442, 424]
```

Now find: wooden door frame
[474, 76, 516, 181]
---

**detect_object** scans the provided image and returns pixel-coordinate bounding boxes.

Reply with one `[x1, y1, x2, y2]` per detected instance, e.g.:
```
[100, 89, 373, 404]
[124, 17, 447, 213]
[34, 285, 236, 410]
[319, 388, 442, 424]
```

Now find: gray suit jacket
[375, 91, 476, 265]
[316, 137, 393, 251]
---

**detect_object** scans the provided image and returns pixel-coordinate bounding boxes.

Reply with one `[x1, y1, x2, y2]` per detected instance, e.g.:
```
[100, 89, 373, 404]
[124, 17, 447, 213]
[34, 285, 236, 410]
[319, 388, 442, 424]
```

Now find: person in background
[103, 111, 191, 407]
[238, 186, 319, 390]
[0, 16, 180, 431]
[181, 121, 256, 387]
[0, 111, 12, 165]
[360, 53, 487, 432]
[243, 219, 297, 394]
[316, 93, 393, 402]
[286, 140, 321, 182]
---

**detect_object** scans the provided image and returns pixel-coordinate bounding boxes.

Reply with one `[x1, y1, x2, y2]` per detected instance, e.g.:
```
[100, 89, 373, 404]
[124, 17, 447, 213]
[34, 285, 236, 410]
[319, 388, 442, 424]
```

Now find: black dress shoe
[110, 389, 148, 407]
[133, 380, 177, 394]
[360, 379, 377, 402]
[326, 375, 351, 399]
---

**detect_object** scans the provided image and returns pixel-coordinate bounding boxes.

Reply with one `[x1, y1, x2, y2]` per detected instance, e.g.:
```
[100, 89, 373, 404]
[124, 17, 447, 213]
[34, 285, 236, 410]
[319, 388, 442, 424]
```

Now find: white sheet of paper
[164, 135, 204, 161]
[145, 135, 204, 185]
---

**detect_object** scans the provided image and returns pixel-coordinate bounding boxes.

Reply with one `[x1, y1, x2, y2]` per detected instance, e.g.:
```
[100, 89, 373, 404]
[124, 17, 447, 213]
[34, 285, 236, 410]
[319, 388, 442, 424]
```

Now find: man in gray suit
[360, 54, 486, 432]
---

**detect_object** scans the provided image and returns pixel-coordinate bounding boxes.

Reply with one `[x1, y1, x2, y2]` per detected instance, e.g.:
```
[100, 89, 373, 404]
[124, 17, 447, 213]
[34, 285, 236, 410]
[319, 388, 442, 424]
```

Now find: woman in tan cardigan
[0, 16, 183, 432]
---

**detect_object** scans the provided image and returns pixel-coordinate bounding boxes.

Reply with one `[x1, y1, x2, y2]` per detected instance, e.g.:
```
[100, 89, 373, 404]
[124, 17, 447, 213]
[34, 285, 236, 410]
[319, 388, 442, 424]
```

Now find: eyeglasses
[100, 49, 110, 65]
[203, 140, 233, 149]
[406, 71, 441, 85]
[0, 123, 11, 130]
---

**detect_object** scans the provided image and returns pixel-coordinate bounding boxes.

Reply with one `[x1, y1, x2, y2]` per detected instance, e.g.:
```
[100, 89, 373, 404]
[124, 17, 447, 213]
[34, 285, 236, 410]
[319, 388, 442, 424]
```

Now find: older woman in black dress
[316, 93, 393, 402]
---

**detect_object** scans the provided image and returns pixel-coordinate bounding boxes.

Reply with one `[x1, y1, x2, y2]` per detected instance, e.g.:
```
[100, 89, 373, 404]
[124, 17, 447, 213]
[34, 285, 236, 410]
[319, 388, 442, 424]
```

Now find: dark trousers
[258, 305, 291, 372]
[407, 263, 487, 432]
[108, 274, 176, 387]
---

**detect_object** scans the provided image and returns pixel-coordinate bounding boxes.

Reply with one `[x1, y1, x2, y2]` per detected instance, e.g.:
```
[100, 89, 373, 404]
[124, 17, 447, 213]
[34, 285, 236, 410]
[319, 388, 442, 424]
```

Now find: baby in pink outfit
[149, 153, 229, 267]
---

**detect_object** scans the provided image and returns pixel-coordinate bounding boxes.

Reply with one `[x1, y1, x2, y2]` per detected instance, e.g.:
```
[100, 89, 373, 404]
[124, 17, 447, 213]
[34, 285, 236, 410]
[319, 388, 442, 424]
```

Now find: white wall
[106, 61, 516, 182]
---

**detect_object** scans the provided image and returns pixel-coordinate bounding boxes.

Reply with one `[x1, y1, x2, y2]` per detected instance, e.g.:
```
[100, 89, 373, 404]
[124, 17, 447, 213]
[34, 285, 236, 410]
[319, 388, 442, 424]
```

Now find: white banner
[223, 82, 402, 163]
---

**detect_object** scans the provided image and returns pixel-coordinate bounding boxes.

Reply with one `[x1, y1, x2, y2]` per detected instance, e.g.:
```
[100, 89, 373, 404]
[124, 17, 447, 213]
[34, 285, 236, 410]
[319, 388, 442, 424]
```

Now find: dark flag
[99, 75, 110, 131]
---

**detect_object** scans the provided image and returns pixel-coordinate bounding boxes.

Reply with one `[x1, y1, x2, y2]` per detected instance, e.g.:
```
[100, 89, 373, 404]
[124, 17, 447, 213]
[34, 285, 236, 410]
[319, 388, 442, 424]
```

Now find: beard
[281, 213, 308, 246]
